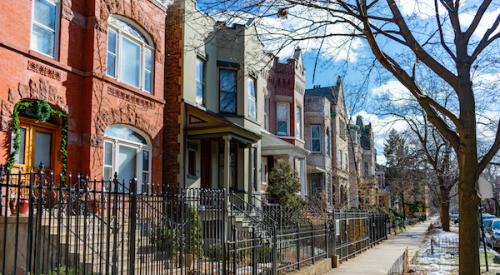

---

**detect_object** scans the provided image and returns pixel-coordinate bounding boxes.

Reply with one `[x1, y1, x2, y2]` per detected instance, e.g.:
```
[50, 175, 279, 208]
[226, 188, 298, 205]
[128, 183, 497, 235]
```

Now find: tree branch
[478, 120, 500, 173]
[464, 0, 492, 41]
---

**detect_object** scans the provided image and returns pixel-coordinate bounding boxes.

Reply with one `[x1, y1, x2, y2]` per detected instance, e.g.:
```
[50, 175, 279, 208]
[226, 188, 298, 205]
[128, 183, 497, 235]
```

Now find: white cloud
[371, 80, 414, 105]
[460, 7, 500, 39]
[396, 0, 447, 19]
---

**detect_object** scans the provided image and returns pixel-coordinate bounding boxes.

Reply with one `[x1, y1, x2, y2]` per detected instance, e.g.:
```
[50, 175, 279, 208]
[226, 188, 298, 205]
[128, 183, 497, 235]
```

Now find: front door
[13, 118, 57, 173]
[117, 145, 137, 192]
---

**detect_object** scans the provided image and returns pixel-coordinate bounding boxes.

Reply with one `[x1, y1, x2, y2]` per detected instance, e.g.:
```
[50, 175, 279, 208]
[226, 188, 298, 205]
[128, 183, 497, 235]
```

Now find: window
[326, 127, 331, 155]
[264, 97, 270, 130]
[311, 125, 322, 153]
[248, 77, 257, 120]
[219, 70, 237, 113]
[31, 0, 59, 57]
[196, 58, 205, 105]
[107, 16, 154, 93]
[296, 105, 302, 138]
[311, 174, 323, 196]
[277, 103, 289, 136]
[103, 124, 152, 193]
[339, 120, 346, 140]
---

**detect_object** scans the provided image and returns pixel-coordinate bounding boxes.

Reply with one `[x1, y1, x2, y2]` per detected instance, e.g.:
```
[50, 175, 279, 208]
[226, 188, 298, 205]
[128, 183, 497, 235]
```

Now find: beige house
[304, 80, 350, 207]
[348, 116, 377, 208]
[165, 0, 270, 198]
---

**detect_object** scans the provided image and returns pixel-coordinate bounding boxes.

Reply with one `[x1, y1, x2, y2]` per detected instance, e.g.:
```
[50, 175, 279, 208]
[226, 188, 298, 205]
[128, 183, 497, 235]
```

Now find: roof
[305, 85, 339, 104]
[261, 131, 309, 158]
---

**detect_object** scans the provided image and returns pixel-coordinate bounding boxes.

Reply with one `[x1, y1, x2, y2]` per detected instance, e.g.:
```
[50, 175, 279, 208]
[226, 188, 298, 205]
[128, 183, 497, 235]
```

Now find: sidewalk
[326, 220, 432, 275]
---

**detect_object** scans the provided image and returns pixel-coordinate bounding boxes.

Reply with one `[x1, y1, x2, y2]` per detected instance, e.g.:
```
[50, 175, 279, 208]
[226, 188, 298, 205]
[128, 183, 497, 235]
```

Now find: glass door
[116, 145, 137, 192]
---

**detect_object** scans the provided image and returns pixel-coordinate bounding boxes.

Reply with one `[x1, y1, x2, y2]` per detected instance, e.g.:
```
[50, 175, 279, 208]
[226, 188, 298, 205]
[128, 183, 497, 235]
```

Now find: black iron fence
[0, 169, 389, 275]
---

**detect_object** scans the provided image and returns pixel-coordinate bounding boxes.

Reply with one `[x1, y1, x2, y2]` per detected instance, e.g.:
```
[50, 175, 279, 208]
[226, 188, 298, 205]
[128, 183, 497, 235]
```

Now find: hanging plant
[7, 100, 68, 172]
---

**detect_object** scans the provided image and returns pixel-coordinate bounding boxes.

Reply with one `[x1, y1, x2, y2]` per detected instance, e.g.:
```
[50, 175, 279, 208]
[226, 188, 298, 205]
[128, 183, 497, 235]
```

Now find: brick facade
[0, 0, 166, 191]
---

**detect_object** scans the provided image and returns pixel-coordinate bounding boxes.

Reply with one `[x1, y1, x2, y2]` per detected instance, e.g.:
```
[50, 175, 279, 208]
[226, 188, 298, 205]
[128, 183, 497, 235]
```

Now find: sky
[197, 0, 500, 165]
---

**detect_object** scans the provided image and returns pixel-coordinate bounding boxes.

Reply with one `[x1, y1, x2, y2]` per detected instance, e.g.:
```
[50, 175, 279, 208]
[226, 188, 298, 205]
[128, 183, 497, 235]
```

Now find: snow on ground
[410, 226, 500, 275]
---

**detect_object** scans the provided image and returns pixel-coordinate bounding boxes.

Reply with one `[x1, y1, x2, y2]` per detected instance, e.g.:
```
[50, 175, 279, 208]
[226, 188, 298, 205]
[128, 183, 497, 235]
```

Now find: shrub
[150, 226, 178, 258]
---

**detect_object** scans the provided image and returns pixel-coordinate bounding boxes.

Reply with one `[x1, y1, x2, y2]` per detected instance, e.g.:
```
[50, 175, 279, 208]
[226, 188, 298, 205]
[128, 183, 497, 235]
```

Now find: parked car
[482, 214, 497, 228]
[486, 218, 500, 249]
[450, 213, 459, 224]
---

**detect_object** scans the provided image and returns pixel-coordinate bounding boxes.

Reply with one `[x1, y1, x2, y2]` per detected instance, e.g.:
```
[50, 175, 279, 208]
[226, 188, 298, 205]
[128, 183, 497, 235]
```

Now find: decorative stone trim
[107, 86, 155, 109]
[27, 60, 62, 81]
[0, 78, 68, 132]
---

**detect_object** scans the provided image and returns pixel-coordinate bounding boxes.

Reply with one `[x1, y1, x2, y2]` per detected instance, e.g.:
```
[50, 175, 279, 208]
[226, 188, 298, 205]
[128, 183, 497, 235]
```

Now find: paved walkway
[326, 220, 432, 275]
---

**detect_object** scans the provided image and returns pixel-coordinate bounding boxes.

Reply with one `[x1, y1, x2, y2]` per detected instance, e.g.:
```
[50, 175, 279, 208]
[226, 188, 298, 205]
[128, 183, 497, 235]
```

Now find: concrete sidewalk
[326, 220, 431, 275]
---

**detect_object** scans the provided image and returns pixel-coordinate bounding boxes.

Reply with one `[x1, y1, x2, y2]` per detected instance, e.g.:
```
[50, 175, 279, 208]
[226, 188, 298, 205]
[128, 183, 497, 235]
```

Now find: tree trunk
[458, 152, 480, 275]
[439, 179, 451, 232]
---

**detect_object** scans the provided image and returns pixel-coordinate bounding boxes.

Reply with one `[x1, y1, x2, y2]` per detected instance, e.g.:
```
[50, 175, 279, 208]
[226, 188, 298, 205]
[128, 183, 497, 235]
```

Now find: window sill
[102, 76, 165, 105]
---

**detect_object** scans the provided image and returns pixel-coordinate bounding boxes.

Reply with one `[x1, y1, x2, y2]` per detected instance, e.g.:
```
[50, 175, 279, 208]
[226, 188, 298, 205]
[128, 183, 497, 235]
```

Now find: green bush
[186, 208, 203, 257]
[268, 159, 305, 212]
[150, 226, 178, 257]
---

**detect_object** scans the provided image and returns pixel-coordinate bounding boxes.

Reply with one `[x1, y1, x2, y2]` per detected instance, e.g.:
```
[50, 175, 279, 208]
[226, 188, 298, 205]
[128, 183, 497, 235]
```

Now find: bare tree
[195, 0, 500, 272]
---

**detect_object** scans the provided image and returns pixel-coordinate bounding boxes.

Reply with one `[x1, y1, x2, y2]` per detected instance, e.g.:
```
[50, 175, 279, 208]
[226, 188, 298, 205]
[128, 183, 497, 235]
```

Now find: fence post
[111, 173, 119, 275]
[252, 226, 257, 275]
[232, 225, 237, 275]
[272, 225, 278, 275]
[296, 223, 300, 270]
[128, 178, 137, 275]
[311, 224, 315, 264]
[222, 189, 227, 275]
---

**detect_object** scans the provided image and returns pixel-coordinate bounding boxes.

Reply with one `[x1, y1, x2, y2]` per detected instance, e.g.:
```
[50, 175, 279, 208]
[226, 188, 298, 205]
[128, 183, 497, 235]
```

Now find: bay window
[31, 0, 59, 57]
[107, 16, 154, 93]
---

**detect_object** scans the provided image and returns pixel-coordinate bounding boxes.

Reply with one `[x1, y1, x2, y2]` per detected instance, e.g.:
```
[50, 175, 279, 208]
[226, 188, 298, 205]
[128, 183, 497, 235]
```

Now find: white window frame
[195, 57, 205, 105]
[276, 102, 290, 136]
[296, 105, 302, 139]
[106, 17, 154, 94]
[103, 127, 152, 194]
[311, 125, 322, 153]
[30, 0, 60, 58]
[248, 77, 257, 120]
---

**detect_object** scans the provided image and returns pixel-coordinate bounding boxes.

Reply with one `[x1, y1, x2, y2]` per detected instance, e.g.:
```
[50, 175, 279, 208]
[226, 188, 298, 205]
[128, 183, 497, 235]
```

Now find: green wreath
[7, 100, 68, 172]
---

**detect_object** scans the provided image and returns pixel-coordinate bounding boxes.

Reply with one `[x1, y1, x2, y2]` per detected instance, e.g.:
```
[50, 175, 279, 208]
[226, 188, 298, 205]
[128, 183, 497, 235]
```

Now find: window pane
[33, 0, 57, 30]
[105, 124, 148, 145]
[34, 132, 52, 168]
[296, 106, 302, 138]
[311, 126, 320, 138]
[104, 166, 113, 180]
[277, 103, 289, 135]
[104, 142, 113, 166]
[119, 37, 141, 87]
[106, 29, 117, 77]
[196, 58, 204, 104]
[14, 128, 27, 164]
[248, 78, 256, 119]
[144, 48, 153, 93]
[117, 145, 137, 191]
[220, 70, 236, 113]
[312, 140, 321, 152]
[142, 150, 150, 172]
[31, 24, 55, 56]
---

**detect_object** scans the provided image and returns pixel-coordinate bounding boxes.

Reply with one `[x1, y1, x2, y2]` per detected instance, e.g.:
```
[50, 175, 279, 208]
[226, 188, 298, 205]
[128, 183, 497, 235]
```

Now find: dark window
[219, 70, 237, 113]
[188, 150, 196, 176]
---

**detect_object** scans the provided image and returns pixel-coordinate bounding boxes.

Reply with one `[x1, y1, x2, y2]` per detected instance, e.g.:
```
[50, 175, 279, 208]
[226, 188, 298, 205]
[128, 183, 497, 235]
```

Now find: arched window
[106, 16, 154, 93]
[103, 124, 152, 193]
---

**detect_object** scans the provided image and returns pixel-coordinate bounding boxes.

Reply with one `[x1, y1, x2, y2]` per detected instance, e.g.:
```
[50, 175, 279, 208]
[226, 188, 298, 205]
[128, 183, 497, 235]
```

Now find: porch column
[223, 135, 232, 191]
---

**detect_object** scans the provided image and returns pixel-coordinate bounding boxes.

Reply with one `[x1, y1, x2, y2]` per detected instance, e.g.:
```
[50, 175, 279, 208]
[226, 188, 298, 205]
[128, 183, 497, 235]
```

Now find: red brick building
[0, 0, 167, 192]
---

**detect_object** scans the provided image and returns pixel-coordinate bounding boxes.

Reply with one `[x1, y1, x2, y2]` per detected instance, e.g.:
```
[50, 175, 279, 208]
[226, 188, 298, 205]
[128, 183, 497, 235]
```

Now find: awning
[307, 165, 327, 174]
[261, 131, 309, 158]
[185, 102, 261, 144]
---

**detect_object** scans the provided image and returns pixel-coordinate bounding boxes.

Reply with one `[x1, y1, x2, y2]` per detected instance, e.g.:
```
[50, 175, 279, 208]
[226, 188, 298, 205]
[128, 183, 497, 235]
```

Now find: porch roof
[261, 131, 309, 158]
[185, 102, 261, 144]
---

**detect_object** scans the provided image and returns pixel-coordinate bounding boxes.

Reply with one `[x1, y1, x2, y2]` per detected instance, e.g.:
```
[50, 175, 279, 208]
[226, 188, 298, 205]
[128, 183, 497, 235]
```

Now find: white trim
[310, 124, 322, 153]
[276, 102, 290, 136]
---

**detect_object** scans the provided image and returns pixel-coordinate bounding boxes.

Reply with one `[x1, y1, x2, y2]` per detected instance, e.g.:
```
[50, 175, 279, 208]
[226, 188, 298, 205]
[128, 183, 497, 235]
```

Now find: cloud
[460, 7, 500, 39]
[371, 80, 414, 105]
[396, 0, 447, 19]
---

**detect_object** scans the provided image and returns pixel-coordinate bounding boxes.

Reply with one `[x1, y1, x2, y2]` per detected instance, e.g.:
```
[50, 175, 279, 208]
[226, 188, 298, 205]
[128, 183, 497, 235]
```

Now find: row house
[165, 0, 268, 198]
[0, 0, 169, 193]
[261, 48, 309, 196]
[304, 79, 350, 207]
[348, 116, 377, 208]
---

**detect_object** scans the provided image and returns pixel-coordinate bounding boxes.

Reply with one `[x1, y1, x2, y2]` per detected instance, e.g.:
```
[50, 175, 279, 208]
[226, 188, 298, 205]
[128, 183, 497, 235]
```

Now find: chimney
[313, 84, 321, 89]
